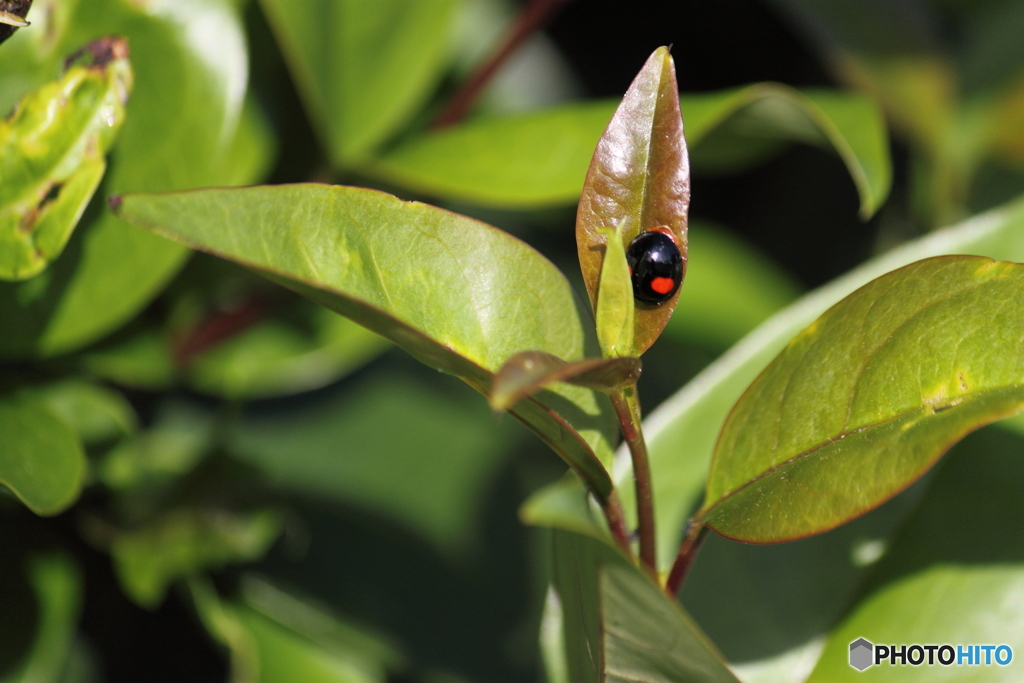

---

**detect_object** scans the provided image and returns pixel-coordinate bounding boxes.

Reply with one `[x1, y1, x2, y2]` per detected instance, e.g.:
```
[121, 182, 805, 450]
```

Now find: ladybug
[625, 228, 684, 304]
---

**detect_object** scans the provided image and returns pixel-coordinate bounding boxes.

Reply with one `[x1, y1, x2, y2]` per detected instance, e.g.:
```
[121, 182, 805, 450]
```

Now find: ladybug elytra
[625, 228, 683, 305]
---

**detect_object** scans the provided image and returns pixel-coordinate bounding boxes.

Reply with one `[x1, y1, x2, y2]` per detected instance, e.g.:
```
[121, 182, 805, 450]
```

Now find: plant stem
[666, 520, 708, 595]
[610, 386, 657, 580]
[430, 0, 572, 129]
[600, 489, 633, 557]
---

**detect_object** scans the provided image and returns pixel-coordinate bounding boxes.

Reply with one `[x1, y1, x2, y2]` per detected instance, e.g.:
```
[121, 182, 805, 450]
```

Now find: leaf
[26, 379, 135, 445]
[191, 577, 399, 683]
[0, 0, 30, 45]
[368, 85, 890, 216]
[82, 330, 176, 390]
[806, 427, 1024, 681]
[114, 183, 619, 502]
[0, 392, 85, 515]
[665, 221, 801, 350]
[490, 351, 641, 412]
[701, 255, 1024, 543]
[595, 227, 636, 357]
[228, 368, 518, 558]
[258, 0, 461, 165]
[549, 530, 738, 683]
[0, 0, 252, 357]
[0, 555, 83, 683]
[577, 47, 690, 356]
[111, 508, 282, 609]
[0, 38, 131, 280]
[187, 305, 389, 400]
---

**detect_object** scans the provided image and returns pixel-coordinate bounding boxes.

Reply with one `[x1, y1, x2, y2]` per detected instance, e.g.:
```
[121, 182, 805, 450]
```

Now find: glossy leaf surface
[807, 428, 1024, 681]
[259, 0, 460, 165]
[0, 0, 254, 356]
[702, 255, 1024, 542]
[490, 351, 641, 412]
[0, 39, 130, 280]
[549, 530, 738, 683]
[369, 85, 889, 215]
[0, 393, 85, 515]
[115, 184, 618, 499]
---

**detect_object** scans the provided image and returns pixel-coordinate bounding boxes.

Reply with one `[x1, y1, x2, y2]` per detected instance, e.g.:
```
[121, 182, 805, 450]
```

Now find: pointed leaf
[701, 255, 1024, 543]
[0, 38, 131, 280]
[114, 184, 619, 500]
[0, 0, 252, 356]
[0, 0, 30, 45]
[369, 85, 889, 216]
[577, 47, 689, 355]
[259, 0, 460, 165]
[549, 530, 738, 683]
[490, 350, 641, 412]
[0, 393, 85, 515]
[595, 228, 636, 358]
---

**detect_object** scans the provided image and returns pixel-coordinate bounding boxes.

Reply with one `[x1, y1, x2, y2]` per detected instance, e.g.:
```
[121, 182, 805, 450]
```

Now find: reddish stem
[666, 521, 708, 595]
[173, 294, 272, 367]
[431, 0, 572, 129]
[611, 387, 657, 581]
[600, 490, 633, 557]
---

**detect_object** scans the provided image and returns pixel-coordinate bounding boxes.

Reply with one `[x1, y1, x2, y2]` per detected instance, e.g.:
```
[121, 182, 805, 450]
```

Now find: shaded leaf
[549, 530, 738, 683]
[114, 184, 619, 502]
[0, 554, 82, 683]
[259, 0, 460, 165]
[0, 393, 85, 515]
[806, 427, 1024, 681]
[0, 38, 131, 280]
[229, 369, 517, 558]
[0, 0, 253, 356]
[701, 255, 1024, 543]
[111, 508, 282, 608]
[369, 85, 889, 216]
[576, 46, 688, 355]
[26, 379, 135, 445]
[490, 351, 641, 412]
[82, 330, 176, 390]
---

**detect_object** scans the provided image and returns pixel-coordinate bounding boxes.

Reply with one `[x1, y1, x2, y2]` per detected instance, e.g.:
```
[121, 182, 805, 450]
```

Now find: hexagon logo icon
[850, 638, 874, 671]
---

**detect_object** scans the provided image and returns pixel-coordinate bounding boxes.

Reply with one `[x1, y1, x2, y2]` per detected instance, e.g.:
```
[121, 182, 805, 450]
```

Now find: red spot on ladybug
[625, 230, 683, 304]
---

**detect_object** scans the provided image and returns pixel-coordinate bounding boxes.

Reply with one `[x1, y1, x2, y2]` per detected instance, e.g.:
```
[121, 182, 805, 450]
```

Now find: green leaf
[114, 184, 619, 503]
[187, 305, 389, 400]
[528, 194, 1024, 568]
[0, 1, 30, 45]
[0, 393, 85, 515]
[549, 530, 738, 683]
[0, 38, 131, 280]
[577, 47, 690, 356]
[82, 330, 176, 390]
[595, 227, 636, 358]
[26, 379, 135, 445]
[665, 221, 801, 350]
[111, 508, 282, 609]
[228, 368, 517, 557]
[368, 84, 890, 216]
[701, 255, 1024, 543]
[258, 0, 461, 165]
[490, 351, 641, 412]
[0, 555, 83, 683]
[0, 0, 252, 356]
[191, 577, 399, 683]
[806, 427, 1024, 681]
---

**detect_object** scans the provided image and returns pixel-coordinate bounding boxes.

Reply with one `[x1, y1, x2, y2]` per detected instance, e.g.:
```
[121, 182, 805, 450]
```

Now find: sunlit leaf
[368, 85, 890, 216]
[595, 227, 636, 358]
[258, 0, 460, 165]
[114, 184, 619, 503]
[0, 392, 85, 515]
[0, 0, 30, 45]
[577, 47, 689, 355]
[0, 0, 253, 356]
[490, 351, 640, 412]
[111, 508, 282, 608]
[549, 530, 738, 683]
[0, 38, 131, 280]
[701, 256, 1024, 542]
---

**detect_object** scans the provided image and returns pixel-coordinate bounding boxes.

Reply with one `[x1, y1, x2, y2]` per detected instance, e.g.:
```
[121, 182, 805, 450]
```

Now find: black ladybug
[626, 228, 684, 304]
